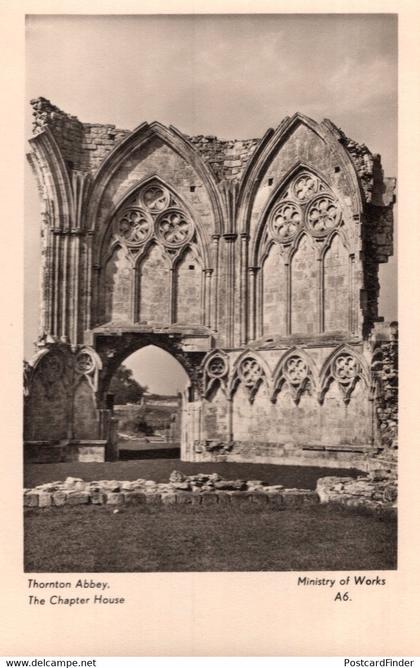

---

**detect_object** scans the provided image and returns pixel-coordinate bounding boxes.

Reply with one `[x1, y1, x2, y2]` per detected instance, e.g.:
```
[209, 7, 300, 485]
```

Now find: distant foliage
[109, 365, 147, 405]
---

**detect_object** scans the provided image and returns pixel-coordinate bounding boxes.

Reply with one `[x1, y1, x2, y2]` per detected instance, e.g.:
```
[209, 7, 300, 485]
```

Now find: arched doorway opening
[106, 344, 190, 460]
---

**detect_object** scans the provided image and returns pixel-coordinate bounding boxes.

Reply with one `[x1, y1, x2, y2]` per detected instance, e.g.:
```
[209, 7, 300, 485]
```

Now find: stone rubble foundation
[24, 470, 397, 515]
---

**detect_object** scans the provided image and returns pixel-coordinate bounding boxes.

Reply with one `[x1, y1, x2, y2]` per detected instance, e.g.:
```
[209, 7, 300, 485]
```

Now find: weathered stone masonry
[25, 97, 397, 467]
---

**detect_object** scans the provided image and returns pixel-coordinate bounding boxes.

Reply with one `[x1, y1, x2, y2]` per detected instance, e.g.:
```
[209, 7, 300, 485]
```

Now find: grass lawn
[24, 459, 362, 489]
[24, 504, 397, 572]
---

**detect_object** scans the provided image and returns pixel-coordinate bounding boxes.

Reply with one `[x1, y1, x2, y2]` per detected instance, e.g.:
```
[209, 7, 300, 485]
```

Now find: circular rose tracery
[307, 195, 340, 236]
[293, 173, 319, 202]
[141, 185, 170, 212]
[156, 208, 193, 247]
[117, 208, 153, 246]
[270, 201, 302, 242]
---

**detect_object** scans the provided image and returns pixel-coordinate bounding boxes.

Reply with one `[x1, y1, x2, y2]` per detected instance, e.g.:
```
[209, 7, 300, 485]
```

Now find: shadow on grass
[24, 504, 397, 573]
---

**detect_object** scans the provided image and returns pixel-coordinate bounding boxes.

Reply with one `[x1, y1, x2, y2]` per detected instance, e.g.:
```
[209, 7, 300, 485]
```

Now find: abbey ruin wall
[25, 98, 397, 467]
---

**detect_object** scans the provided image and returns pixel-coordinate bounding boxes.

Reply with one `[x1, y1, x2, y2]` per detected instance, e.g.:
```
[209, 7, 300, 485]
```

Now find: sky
[24, 13, 397, 393]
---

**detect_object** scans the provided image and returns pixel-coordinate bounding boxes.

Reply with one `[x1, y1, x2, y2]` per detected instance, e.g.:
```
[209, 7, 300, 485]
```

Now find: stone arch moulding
[95, 334, 197, 405]
[271, 347, 318, 405]
[228, 349, 272, 404]
[319, 344, 370, 406]
[237, 113, 364, 238]
[252, 162, 349, 267]
[96, 176, 211, 328]
[201, 348, 230, 398]
[28, 128, 73, 232]
[86, 121, 226, 240]
[95, 174, 211, 269]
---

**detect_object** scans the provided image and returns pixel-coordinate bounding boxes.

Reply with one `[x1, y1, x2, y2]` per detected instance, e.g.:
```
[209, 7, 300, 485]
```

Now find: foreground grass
[24, 504, 396, 572]
[24, 460, 362, 490]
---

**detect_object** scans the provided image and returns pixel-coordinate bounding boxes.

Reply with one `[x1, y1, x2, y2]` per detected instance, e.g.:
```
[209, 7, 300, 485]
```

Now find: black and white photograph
[22, 13, 398, 575]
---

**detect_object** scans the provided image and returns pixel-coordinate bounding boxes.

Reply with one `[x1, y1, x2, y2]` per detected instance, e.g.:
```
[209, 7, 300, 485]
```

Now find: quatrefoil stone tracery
[332, 354, 359, 384]
[117, 208, 153, 246]
[156, 208, 194, 248]
[307, 195, 340, 235]
[293, 174, 319, 202]
[270, 201, 302, 242]
[238, 358, 264, 387]
[284, 357, 308, 385]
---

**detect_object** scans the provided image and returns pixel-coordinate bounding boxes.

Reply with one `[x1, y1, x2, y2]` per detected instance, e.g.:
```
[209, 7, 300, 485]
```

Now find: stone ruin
[24, 469, 397, 516]
[24, 97, 397, 470]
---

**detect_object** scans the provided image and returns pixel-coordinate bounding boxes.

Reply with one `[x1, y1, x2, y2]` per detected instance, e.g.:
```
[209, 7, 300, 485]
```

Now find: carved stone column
[68, 230, 82, 345]
[285, 259, 291, 336]
[169, 265, 175, 323]
[240, 233, 249, 345]
[39, 212, 54, 337]
[203, 268, 213, 327]
[227, 396, 233, 442]
[248, 266, 258, 341]
[256, 266, 263, 339]
[52, 229, 61, 338]
[349, 253, 355, 334]
[224, 233, 237, 348]
[318, 254, 323, 334]
[211, 234, 220, 331]
[84, 232, 94, 334]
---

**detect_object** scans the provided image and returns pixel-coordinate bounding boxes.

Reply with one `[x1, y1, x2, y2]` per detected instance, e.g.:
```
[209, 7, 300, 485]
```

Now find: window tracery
[202, 351, 229, 398]
[230, 354, 266, 403]
[156, 208, 194, 248]
[320, 349, 365, 405]
[272, 352, 314, 405]
[266, 171, 342, 247]
[112, 182, 196, 260]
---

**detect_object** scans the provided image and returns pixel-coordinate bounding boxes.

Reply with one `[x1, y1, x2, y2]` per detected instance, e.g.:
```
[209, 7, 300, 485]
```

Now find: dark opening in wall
[268, 178, 273, 186]
[335, 166, 341, 173]
[190, 185, 196, 192]
[188, 265, 195, 270]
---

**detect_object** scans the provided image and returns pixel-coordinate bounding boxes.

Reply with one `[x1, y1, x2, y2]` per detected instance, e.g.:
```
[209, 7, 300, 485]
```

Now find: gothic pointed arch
[87, 120, 225, 240]
[228, 349, 272, 403]
[95, 334, 197, 405]
[96, 174, 210, 268]
[289, 231, 318, 335]
[201, 349, 229, 398]
[319, 344, 370, 405]
[102, 242, 135, 324]
[321, 230, 351, 333]
[237, 113, 363, 237]
[271, 347, 318, 405]
[28, 127, 73, 231]
[96, 176, 210, 327]
[172, 244, 204, 326]
[252, 163, 343, 266]
[136, 241, 172, 325]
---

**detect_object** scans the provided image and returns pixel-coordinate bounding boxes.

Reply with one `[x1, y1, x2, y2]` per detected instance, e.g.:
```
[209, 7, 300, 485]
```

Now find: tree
[109, 365, 147, 404]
